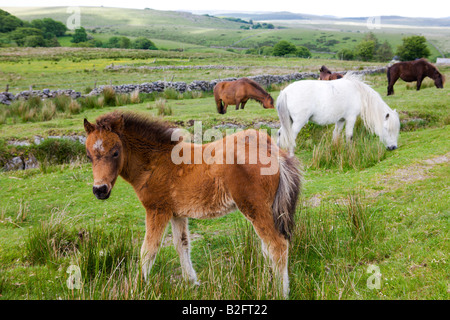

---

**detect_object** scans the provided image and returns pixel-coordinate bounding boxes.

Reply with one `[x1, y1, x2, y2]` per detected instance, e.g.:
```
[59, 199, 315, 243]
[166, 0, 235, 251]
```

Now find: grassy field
[0, 45, 449, 300]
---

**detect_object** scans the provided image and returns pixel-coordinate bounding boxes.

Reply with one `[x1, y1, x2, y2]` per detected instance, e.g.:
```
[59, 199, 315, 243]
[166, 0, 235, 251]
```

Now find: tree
[273, 40, 297, 56]
[396, 36, 431, 61]
[0, 9, 23, 33]
[23, 35, 46, 47]
[296, 46, 311, 58]
[118, 36, 131, 49]
[106, 36, 120, 48]
[106, 36, 131, 49]
[71, 27, 87, 43]
[10, 27, 43, 46]
[31, 18, 67, 38]
[336, 48, 355, 60]
[355, 40, 376, 61]
[133, 37, 157, 50]
[375, 40, 393, 62]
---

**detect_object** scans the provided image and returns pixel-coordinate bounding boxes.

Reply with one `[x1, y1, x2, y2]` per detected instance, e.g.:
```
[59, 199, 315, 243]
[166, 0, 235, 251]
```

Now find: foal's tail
[276, 90, 295, 151]
[272, 154, 302, 240]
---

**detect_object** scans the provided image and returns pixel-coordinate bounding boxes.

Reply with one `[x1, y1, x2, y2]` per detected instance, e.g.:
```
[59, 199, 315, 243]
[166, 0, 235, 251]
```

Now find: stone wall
[0, 67, 387, 105]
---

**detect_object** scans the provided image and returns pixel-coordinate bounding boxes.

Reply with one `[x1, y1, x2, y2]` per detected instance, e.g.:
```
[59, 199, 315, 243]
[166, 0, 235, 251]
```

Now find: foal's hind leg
[171, 216, 198, 285]
[238, 203, 290, 298]
[252, 213, 290, 298]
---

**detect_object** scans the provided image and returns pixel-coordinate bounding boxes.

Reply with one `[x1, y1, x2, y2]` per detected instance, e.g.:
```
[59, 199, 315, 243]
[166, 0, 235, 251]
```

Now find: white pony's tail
[276, 90, 295, 152]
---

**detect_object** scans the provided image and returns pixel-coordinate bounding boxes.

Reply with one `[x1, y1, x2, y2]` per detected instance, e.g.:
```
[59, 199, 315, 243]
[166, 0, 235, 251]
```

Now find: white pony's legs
[344, 116, 357, 142]
[333, 119, 345, 143]
[288, 119, 308, 156]
[171, 217, 198, 285]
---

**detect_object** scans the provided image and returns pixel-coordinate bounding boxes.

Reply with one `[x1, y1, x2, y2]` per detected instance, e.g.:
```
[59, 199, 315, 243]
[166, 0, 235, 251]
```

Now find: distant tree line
[246, 40, 312, 58]
[335, 33, 430, 62]
[70, 27, 157, 50]
[0, 9, 66, 47]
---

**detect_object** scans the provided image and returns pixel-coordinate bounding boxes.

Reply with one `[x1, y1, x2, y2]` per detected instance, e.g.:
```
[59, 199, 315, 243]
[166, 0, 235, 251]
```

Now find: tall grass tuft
[163, 88, 179, 100]
[68, 100, 81, 114]
[130, 89, 140, 104]
[289, 192, 382, 299]
[310, 121, 386, 171]
[102, 86, 116, 106]
[156, 98, 172, 116]
[25, 205, 80, 265]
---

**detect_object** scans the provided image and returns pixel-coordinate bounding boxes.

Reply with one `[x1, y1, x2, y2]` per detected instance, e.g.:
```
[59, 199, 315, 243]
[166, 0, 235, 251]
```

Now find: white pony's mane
[343, 72, 399, 143]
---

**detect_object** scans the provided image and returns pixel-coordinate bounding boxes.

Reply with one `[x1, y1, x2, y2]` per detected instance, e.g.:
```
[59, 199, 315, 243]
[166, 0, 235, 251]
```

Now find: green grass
[0, 48, 449, 300]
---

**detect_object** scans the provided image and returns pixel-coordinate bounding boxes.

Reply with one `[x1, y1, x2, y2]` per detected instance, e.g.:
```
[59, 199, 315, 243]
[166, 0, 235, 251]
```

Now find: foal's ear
[385, 113, 390, 120]
[84, 118, 95, 134]
[110, 114, 124, 134]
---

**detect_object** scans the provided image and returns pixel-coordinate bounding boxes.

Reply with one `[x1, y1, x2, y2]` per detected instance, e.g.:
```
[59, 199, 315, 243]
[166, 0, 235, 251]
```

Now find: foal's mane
[95, 111, 178, 148]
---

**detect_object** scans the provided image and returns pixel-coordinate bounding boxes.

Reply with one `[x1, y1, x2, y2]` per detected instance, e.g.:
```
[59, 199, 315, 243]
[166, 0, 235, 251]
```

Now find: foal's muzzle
[93, 184, 111, 200]
[387, 145, 397, 151]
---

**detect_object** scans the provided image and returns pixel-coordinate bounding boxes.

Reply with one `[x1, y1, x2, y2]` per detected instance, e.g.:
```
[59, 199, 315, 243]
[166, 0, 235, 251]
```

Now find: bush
[71, 27, 88, 43]
[273, 40, 297, 56]
[296, 46, 311, 58]
[133, 37, 157, 50]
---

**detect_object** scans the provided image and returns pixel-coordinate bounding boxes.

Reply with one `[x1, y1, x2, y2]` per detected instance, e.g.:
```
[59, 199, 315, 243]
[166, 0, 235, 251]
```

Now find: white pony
[276, 73, 400, 155]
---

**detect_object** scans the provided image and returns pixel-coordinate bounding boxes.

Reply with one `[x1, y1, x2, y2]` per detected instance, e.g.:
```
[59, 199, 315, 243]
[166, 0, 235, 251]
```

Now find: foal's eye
[113, 151, 119, 158]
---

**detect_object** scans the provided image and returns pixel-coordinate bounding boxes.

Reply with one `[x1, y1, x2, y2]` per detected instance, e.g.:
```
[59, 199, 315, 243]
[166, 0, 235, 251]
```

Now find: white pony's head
[381, 109, 400, 150]
[344, 72, 400, 151]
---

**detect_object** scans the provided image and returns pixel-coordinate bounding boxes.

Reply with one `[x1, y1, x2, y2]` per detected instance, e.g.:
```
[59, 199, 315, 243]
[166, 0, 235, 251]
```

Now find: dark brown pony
[214, 77, 274, 114]
[319, 65, 343, 80]
[83, 111, 302, 298]
[387, 58, 445, 95]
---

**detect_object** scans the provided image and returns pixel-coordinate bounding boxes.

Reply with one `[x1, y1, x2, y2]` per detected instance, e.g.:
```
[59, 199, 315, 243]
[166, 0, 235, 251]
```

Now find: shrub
[273, 40, 297, 56]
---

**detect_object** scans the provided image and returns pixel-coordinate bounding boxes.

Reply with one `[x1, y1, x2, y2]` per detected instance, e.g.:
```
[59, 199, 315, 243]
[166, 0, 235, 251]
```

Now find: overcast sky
[4, 0, 448, 18]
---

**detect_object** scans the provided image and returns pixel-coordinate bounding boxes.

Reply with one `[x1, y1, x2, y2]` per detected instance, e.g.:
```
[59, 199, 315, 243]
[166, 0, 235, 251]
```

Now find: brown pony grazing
[83, 111, 302, 298]
[387, 58, 445, 95]
[214, 77, 274, 114]
[319, 65, 343, 80]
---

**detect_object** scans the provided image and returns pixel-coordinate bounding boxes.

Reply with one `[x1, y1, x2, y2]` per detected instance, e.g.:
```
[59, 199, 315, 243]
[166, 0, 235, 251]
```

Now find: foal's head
[84, 115, 125, 200]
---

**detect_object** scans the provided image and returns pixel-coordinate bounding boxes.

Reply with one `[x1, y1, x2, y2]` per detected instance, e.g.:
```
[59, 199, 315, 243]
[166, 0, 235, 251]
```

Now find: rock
[7, 140, 31, 147]
[24, 154, 39, 170]
[4, 156, 24, 171]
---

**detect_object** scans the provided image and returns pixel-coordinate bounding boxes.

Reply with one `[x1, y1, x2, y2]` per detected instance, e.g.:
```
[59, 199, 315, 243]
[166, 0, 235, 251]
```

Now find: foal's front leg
[141, 209, 171, 281]
[171, 216, 198, 285]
